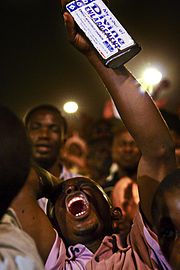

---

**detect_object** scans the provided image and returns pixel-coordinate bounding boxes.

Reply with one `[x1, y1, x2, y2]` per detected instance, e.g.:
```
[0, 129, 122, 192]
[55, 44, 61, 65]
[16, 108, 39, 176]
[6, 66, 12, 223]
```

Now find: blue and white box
[66, 0, 141, 68]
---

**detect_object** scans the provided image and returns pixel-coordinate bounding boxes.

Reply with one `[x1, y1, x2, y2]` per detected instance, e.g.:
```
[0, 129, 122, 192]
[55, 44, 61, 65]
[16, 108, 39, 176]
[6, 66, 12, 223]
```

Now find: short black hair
[24, 104, 68, 136]
[151, 168, 180, 225]
[0, 105, 31, 218]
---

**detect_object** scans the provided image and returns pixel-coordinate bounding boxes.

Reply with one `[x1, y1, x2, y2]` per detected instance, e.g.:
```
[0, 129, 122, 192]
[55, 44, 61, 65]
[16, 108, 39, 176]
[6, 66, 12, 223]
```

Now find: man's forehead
[59, 177, 108, 196]
[62, 177, 95, 187]
[30, 110, 63, 124]
[31, 109, 55, 117]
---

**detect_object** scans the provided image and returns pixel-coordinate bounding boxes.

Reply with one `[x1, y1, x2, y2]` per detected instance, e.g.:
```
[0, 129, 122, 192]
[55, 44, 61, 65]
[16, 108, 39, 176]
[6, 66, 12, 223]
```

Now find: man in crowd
[0, 105, 44, 269]
[104, 124, 141, 194]
[24, 104, 70, 179]
[60, 5, 178, 269]
[24, 104, 78, 211]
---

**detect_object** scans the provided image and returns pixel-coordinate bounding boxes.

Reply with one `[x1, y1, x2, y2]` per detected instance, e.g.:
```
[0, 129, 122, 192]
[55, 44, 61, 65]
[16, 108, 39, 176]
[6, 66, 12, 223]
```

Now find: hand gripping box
[66, 0, 141, 68]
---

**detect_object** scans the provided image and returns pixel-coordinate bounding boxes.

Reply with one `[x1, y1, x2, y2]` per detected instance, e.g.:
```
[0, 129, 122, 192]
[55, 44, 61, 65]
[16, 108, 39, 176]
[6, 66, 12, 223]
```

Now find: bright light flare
[63, 101, 78, 114]
[143, 67, 162, 86]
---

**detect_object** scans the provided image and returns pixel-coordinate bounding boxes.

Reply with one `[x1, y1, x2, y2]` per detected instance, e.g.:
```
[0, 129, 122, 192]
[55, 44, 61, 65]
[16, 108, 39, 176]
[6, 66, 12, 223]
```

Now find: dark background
[1, 0, 180, 123]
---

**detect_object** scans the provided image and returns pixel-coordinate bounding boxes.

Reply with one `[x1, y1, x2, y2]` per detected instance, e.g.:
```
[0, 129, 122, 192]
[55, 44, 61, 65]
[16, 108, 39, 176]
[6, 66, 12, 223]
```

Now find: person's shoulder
[0, 253, 44, 270]
[0, 209, 45, 270]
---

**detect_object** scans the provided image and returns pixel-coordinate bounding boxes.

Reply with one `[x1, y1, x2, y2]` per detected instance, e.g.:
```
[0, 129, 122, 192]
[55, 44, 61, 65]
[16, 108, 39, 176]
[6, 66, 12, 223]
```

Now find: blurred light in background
[143, 67, 162, 85]
[63, 101, 78, 114]
[140, 67, 162, 94]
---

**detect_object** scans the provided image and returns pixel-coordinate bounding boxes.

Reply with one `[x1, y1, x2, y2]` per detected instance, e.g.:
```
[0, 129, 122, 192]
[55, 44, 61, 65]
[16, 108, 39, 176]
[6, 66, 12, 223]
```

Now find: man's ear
[111, 206, 133, 244]
[111, 207, 123, 233]
[111, 207, 123, 219]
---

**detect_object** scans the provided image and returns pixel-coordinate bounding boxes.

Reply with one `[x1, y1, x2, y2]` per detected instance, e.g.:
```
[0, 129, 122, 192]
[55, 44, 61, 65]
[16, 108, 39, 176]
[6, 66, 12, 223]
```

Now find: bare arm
[89, 64, 176, 223]
[11, 167, 60, 263]
[61, 8, 176, 224]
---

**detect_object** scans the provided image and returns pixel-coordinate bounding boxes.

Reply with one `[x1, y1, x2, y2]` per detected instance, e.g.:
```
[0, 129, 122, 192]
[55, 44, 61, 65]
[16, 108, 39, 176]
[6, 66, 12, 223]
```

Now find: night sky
[1, 0, 180, 123]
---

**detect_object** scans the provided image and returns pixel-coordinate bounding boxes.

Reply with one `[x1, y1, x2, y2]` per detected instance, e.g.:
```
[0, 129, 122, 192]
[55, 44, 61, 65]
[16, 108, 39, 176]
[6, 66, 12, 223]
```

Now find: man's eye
[30, 124, 40, 130]
[50, 125, 60, 132]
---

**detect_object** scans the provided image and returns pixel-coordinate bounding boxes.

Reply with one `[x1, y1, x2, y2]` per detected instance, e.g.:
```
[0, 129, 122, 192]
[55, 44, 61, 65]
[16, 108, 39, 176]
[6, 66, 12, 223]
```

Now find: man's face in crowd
[156, 189, 180, 270]
[27, 109, 65, 169]
[53, 177, 112, 247]
[112, 130, 141, 170]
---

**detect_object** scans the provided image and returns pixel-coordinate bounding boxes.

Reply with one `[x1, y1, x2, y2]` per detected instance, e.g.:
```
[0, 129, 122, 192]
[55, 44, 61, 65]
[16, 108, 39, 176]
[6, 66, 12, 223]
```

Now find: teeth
[67, 195, 88, 217]
[68, 196, 83, 207]
[75, 210, 86, 217]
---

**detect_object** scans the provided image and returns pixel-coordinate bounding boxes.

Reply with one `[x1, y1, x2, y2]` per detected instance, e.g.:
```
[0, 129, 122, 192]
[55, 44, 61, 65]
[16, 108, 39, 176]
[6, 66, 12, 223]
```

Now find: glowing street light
[143, 67, 162, 85]
[63, 101, 78, 114]
[141, 67, 162, 94]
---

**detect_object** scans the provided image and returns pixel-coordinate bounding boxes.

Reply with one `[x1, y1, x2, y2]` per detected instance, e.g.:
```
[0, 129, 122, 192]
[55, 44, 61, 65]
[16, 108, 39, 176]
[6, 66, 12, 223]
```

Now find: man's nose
[123, 144, 133, 152]
[38, 127, 49, 138]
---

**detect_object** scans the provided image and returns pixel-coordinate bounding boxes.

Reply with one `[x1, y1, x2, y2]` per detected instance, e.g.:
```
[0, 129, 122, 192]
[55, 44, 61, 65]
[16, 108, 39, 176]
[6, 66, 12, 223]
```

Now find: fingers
[62, 6, 95, 55]
[63, 12, 76, 43]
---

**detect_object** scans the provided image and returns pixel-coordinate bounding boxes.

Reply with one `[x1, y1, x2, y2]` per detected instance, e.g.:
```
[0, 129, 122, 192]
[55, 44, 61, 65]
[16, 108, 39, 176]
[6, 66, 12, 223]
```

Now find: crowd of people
[0, 1, 180, 269]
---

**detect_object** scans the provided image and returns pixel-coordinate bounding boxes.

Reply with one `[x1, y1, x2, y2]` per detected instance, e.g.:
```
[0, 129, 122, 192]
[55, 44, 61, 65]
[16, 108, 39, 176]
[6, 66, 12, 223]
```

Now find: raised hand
[60, 0, 95, 57]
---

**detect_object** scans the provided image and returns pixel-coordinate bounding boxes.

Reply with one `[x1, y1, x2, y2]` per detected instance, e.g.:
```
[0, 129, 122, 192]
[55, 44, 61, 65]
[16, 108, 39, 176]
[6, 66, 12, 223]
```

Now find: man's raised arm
[61, 5, 176, 224]
[11, 167, 60, 263]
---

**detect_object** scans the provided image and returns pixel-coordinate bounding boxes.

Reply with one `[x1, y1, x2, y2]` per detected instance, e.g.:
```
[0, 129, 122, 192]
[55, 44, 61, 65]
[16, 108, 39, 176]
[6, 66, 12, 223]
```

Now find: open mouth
[35, 143, 51, 153]
[66, 192, 89, 218]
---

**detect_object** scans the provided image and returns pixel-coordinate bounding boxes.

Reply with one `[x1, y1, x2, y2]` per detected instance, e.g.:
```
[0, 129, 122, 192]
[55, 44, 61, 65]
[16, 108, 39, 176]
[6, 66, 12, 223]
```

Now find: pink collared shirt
[45, 230, 93, 270]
